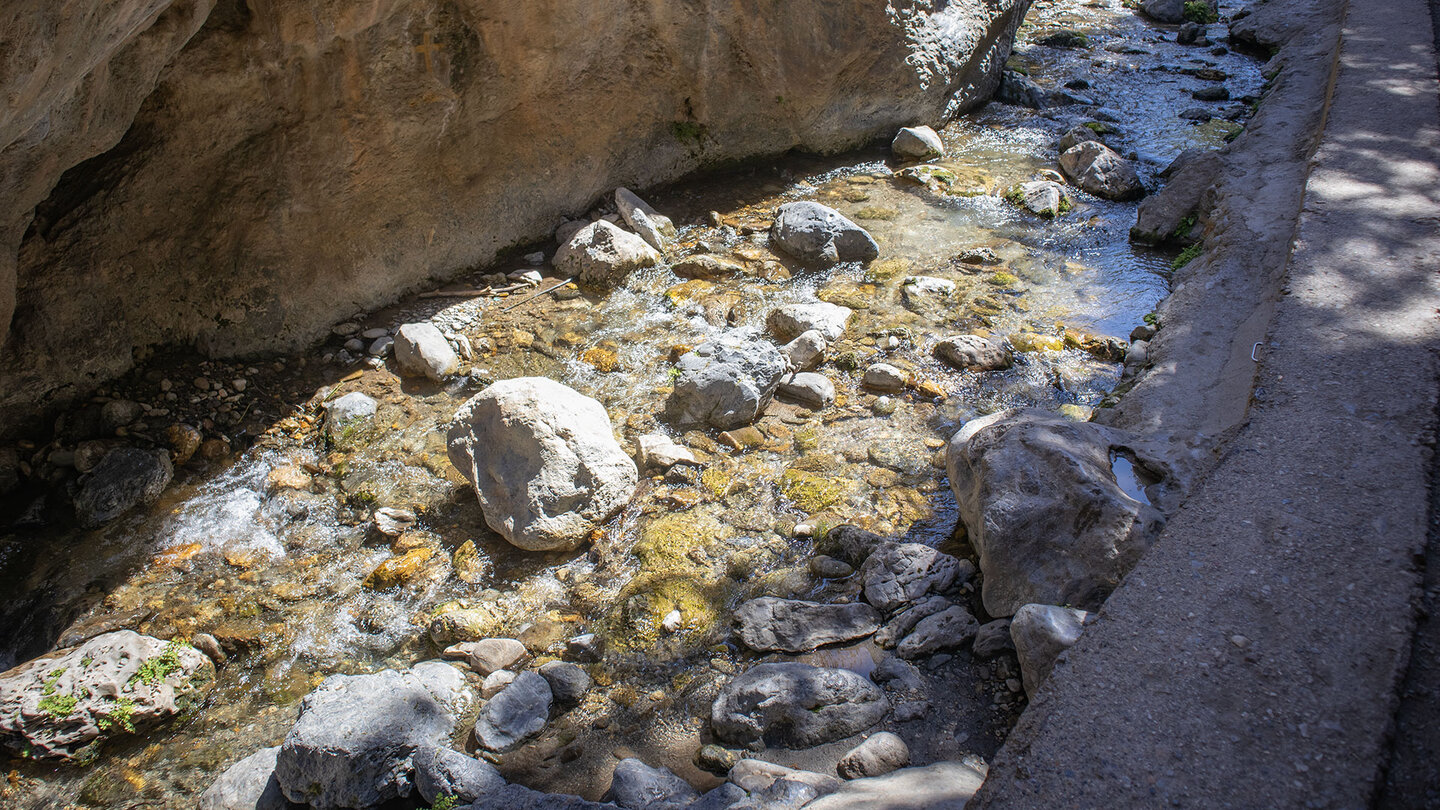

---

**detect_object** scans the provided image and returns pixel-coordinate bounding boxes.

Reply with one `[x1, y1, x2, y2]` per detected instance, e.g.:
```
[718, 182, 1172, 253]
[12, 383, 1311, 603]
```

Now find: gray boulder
[0, 630, 213, 759]
[770, 202, 879, 265]
[776, 372, 836, 409]
[734, 598, 881, 653]
[767, 302, 854, 343]
[861, 543, 970, 613]
[464, 638, 527, 675]
[473, 670, 552, 753]
[946, 408, 1172, 616]
[728, 759, 842, 796]
[635, 434, 699, 471]
[891, 126, 944, 160]
[672, 254, 746, 280]
[896, 606, 979, 659]
[1138, 0, 1205, 23]
[200, 747, 293, 810]
[711, 663, 888, 749]
[448, 377, 638, 552]
[781, 330, 827, 372]
[413, 746, 506, 806]
[837, 732, 910, 779]
[1059, 141, 1144, 201]
[1006, 180, 1072, 218]
[668, 332, 790, 430]
[802, 761, 987, 809]
[933, 335, 1012, 372]
[325, 392, 377, 443]
[276, 661, 473, 809]
[971, 619, 1015, 658]
[72, 447, 173, 528]
[555, 220, 662, 288]
[615, 187, 676, 253]
[1011, 604, 1090, 697]
[395, 322, 460, 381]
[688, 783, 749, 810]
[603, 758, 699, 810]
[539, 661, 591, 705]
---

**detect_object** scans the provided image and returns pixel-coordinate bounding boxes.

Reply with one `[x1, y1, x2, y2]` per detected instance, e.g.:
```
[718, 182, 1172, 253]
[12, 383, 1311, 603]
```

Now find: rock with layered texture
[946, 408, 1174, 616]
[412, 746, 506, 805]
[555, 221, 663, 287]
[734, 597, 881, 653]
[0, 630, 214, 760]
[473, 670, 552, 753]
[1130, 148, 1223, 245]
[447, 377, 638, 552]
[767, 302, 854, 343]
[0, 0, 1032, 436]
[1059, 141, 1145, 201]
[861, 543, 970, 613]
[668, 332, 790, 430]
[770, 203, 880, 265]
[711, 663, 888, 749]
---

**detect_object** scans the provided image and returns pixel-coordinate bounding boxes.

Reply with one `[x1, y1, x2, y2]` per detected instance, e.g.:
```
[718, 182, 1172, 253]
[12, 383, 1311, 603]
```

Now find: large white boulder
[447, 377, 638, 551]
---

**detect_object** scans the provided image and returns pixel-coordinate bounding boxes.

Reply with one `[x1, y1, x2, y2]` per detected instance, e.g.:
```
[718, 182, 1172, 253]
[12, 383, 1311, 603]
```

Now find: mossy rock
[581, 347, 621, 373]
[663, 280, 716, 309]
[452, 540, 486, 584]
[779, 469, 852, 514]
[865, 258, 911, 282]
[606, 572, 728, 653]
[634, 511, 727, 573]
[363, 548, 436, 590]
[817, 282, 877, 311]
[428, 602, 503, 646]
[1009, 332, 1066, 353]
[854, 207, 898, 221]
[987, 272, 1020, 287]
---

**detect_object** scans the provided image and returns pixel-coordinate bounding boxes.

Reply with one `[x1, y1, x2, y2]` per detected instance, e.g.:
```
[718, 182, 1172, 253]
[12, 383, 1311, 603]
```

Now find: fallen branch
[501, 276, 579, 312]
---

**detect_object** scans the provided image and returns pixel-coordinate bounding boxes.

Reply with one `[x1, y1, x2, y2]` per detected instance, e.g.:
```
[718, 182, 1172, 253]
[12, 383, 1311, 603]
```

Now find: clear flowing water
[0, 0, 1263, 804]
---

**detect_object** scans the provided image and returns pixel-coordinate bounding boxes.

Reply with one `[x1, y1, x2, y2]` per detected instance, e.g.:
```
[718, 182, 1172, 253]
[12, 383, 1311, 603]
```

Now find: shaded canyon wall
[0, 0, 1030, 433]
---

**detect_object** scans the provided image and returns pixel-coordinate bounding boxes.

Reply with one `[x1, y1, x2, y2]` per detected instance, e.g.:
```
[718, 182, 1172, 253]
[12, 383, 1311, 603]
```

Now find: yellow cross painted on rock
[414, 32, 444, 75]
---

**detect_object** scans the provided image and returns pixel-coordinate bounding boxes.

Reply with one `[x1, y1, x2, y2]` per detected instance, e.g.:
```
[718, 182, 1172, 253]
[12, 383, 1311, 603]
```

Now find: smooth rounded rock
[1011, 603, 1090, 697]
[837, 732, 910, 779]
[324, 392, 377, 443]
[395, 322, 460, 381]
[891, 126, 944, 160]
[538, 661, 591, 705]
[604, 758, 699, 810]
[1059, 140, 1145, 201]
[933, 335, 1013, 372]
[467, 638, 527, 675]
[734, 597, 881, 653]
[776, 372, 836, 409]
[767, 302, 853, 343]
[862, 363, 908, 393]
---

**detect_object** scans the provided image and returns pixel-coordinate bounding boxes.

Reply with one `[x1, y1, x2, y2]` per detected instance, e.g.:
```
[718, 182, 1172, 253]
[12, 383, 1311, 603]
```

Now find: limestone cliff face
[0, 0, 1029, 429]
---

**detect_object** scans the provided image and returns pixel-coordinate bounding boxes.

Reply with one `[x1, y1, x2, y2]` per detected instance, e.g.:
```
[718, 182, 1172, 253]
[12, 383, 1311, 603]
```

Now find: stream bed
[0, 0, 1263, 805]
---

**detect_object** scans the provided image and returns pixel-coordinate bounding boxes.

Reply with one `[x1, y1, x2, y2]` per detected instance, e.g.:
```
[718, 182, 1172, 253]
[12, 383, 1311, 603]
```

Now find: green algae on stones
[780, 469, 851, 514]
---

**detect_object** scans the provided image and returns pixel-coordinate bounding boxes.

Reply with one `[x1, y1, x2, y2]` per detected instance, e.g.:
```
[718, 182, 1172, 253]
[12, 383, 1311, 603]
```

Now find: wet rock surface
[769, 203, 880, 265]
[1010, 604, 1089, 697]
[473, 670, 553, 753]
[0, 630, 213, 760]
[71, 448, 173, 528]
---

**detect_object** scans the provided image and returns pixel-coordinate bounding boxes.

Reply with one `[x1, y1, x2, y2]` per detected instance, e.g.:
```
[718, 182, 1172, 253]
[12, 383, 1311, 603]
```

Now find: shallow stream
[0, 0, 1262, 804]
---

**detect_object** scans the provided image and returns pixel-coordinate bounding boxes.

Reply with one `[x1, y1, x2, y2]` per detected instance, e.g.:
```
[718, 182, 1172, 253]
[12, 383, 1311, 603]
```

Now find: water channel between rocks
[0, 0, 1262, 805]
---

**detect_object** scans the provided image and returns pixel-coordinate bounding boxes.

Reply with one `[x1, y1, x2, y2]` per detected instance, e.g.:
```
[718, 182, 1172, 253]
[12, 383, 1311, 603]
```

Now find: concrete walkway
[973, 0, 1440, 806]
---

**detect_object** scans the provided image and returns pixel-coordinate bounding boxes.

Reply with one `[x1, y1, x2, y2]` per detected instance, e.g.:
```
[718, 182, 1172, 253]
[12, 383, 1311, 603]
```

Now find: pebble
[369, 336, 394, 357]
[361, 327, 389, 339]
[661, 609, 683, 633]
[344, 338, 365, 353]
[872, 396, 897, 415]
[332, 321, 360, 336]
